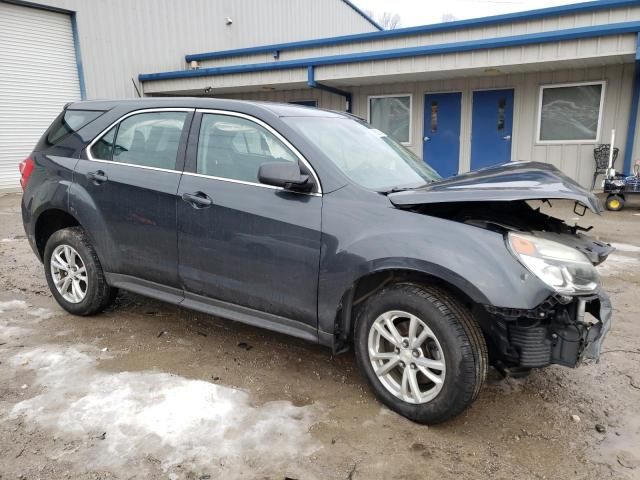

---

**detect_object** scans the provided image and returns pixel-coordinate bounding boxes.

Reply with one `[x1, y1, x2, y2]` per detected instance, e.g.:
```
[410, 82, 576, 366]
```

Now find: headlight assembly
[507, 232, 600, 295]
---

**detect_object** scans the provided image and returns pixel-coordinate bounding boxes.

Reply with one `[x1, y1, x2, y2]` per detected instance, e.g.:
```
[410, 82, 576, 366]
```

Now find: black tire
[354, 283, 488, 424]
[44, 227, 117, 316]
[605, 194, 625, 211]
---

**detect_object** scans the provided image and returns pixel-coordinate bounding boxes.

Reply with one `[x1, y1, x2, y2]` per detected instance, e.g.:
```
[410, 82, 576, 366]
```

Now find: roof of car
[67, 97, 345, 118]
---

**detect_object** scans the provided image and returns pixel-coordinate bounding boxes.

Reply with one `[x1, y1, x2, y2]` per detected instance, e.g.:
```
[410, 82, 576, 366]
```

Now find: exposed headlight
[507, 232, 600, 295]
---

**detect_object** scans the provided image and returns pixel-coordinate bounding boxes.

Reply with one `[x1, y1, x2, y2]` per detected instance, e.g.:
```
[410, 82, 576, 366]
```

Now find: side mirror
[258, 161, 313, 192]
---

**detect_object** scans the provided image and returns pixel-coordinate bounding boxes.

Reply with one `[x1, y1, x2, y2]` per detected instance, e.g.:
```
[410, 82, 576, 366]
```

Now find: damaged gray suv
[21, 99, 612, 424]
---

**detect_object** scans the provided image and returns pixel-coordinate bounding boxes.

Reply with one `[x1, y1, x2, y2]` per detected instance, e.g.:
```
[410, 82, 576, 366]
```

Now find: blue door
[423, 92, 461, 178]
[471, 89, 514, 170]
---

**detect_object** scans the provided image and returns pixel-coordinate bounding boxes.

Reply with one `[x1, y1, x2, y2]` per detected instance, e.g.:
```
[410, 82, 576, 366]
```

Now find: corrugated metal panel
[30, 0, 377, 99]
[197, 6, 640, 68]
[0, 2, 80, 192]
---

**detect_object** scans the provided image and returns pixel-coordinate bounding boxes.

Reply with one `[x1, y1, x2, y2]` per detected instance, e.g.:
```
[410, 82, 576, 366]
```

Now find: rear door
[177, 110, 322, 328]
[73, 108, 193, 287]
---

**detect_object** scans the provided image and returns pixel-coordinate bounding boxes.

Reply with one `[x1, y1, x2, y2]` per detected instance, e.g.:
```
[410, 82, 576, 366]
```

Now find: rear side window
[197, 114, 297, 183]
[90, 111, 187, 170]
[42, 109, 104, 146]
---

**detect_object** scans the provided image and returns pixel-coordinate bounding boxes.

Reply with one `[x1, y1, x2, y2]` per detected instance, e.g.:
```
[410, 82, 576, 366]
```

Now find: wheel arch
[34, 208, 81, 260]
[332, 266, 489, 354]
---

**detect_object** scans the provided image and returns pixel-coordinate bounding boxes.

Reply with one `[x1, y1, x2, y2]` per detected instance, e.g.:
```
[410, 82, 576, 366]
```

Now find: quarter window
[197, 114, 297, 183]
[368, 95, 411, 144]
[537, 82, 605, 142]
[90, 111, 187, 170]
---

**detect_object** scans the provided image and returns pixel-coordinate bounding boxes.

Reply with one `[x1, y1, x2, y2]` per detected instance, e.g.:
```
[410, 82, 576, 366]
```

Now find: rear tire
[354, 283, 488, 424]
[605, 194, 624, 211]
[44, 227, 117, 315]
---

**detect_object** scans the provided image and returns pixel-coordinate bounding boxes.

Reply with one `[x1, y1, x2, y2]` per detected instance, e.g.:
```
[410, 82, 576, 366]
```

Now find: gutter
[139, 21, 640, 82]
[307, 66, 352, 113]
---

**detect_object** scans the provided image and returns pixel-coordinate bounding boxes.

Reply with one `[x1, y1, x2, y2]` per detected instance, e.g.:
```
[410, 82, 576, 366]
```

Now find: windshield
[283, 116, 441, 191]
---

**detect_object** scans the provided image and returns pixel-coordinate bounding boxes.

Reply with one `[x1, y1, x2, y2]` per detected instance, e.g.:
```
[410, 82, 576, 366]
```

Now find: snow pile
[10, 345, 321, 476]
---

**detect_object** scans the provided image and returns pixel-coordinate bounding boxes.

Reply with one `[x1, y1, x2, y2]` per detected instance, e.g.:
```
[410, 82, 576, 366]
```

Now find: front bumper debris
[484, 291, 612, 368]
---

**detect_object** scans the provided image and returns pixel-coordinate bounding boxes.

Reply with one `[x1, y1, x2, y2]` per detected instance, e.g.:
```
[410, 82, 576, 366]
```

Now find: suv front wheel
[354, 283, 488, 424]
[44, 227, 116, 315]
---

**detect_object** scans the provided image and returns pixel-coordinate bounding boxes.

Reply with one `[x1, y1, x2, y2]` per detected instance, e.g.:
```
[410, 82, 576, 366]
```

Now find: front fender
[318, 191, 553, 335]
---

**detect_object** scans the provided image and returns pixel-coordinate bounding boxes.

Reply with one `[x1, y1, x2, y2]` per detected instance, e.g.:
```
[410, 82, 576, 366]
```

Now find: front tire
[44, 227, 117, 316]
[354, 283, 488, 424]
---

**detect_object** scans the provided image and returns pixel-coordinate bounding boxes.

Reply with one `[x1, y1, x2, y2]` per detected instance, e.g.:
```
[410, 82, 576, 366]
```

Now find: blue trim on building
[70, 12, 87, 100]
[141, 21, 640, 82]
[340, 0, 383, 31]
[185, 0, 640, 63]
[623, 33, 640, 175]
[307, 66, 352, 112]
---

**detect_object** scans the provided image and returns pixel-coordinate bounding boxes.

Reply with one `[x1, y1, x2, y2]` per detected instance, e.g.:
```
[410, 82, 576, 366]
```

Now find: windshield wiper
[385, 182, 430, 194]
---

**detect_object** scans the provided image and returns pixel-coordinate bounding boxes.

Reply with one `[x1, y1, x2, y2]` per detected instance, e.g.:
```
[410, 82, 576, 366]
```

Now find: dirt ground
[0, 192, 639, 480]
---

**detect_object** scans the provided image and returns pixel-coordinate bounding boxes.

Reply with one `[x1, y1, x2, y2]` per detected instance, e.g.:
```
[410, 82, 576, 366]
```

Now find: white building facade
[0, 0, 379, 191]
[140, 0, 640, 189]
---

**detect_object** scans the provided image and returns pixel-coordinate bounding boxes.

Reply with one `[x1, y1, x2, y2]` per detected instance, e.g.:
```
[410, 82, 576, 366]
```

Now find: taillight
[19, 157, 35, 190]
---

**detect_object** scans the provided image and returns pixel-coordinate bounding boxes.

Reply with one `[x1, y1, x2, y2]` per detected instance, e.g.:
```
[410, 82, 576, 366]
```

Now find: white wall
[17, 0, 377, 98]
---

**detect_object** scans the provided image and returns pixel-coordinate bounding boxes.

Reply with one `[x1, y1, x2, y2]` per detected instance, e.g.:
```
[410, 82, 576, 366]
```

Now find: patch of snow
[9, 345, 321, 476]
[27, 307, 56, 320]
[597, 253, 640, 276]
[0, 300, 28, 313]
[610, 242, 640, 253]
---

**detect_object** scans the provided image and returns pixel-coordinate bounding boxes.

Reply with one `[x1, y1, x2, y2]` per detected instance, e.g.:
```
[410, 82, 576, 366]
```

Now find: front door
[423, 92, 461, 178]
[177, 111, 322, 328]
[471, 89, 514, 170]
[74, 109, 192, 287]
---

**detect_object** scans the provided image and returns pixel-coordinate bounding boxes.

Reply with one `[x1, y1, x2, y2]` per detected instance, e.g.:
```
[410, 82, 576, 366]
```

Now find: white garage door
[0, 2, 81, 192]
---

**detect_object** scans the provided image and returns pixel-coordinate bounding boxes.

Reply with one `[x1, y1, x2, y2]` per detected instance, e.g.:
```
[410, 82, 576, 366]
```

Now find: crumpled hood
[388, 161, 603, 213]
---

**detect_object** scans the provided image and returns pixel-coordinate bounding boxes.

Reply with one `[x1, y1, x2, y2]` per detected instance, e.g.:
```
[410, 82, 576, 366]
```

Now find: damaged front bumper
[484, 291, 612, 369]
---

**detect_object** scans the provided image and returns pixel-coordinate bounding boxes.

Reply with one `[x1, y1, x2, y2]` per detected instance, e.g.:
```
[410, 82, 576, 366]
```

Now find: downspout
[307, 66, 352, 113]
[622, 33, 640, 175]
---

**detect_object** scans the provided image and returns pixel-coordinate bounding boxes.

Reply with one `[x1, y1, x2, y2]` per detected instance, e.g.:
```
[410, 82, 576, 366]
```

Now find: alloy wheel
[368, 310, 446, 404]
[50, 244, 88, 304]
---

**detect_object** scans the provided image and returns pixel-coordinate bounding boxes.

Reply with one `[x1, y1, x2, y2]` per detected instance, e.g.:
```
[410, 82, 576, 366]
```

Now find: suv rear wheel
[354, 283, 487, 424]
[44, 227, 116, 315]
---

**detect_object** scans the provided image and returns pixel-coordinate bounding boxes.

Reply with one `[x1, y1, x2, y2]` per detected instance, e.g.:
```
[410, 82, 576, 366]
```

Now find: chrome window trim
[84, 157, 180, 174]
[195, 108, 323, 195]
[181, 171, 322, 197]
[85, 108, 195, 169]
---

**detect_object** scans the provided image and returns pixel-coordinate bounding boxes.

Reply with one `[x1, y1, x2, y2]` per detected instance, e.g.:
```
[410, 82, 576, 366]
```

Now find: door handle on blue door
[182, 191, 213, 209]
[503, 135, 512, 141]
[86, 170, 108, 184]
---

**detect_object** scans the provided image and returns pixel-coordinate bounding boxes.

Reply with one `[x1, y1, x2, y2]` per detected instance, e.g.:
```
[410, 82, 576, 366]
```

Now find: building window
[368, 95, 412, 144]
[289, 100, 317, 107]
[537, 82, 605, 143]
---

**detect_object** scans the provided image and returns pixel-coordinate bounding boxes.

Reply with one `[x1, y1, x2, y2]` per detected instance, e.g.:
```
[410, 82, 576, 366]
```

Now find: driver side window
[197, 114, 297, 183]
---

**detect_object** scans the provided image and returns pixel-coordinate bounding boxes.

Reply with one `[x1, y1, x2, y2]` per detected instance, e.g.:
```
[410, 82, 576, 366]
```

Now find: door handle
[503, 135, 512, 141]
[182, 191, 213, 209]
[86, 170, 108, 184]
[424, 136, 431, 142]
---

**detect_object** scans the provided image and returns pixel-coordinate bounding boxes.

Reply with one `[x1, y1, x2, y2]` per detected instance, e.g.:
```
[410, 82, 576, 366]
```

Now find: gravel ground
[0, 192, 639, 480]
